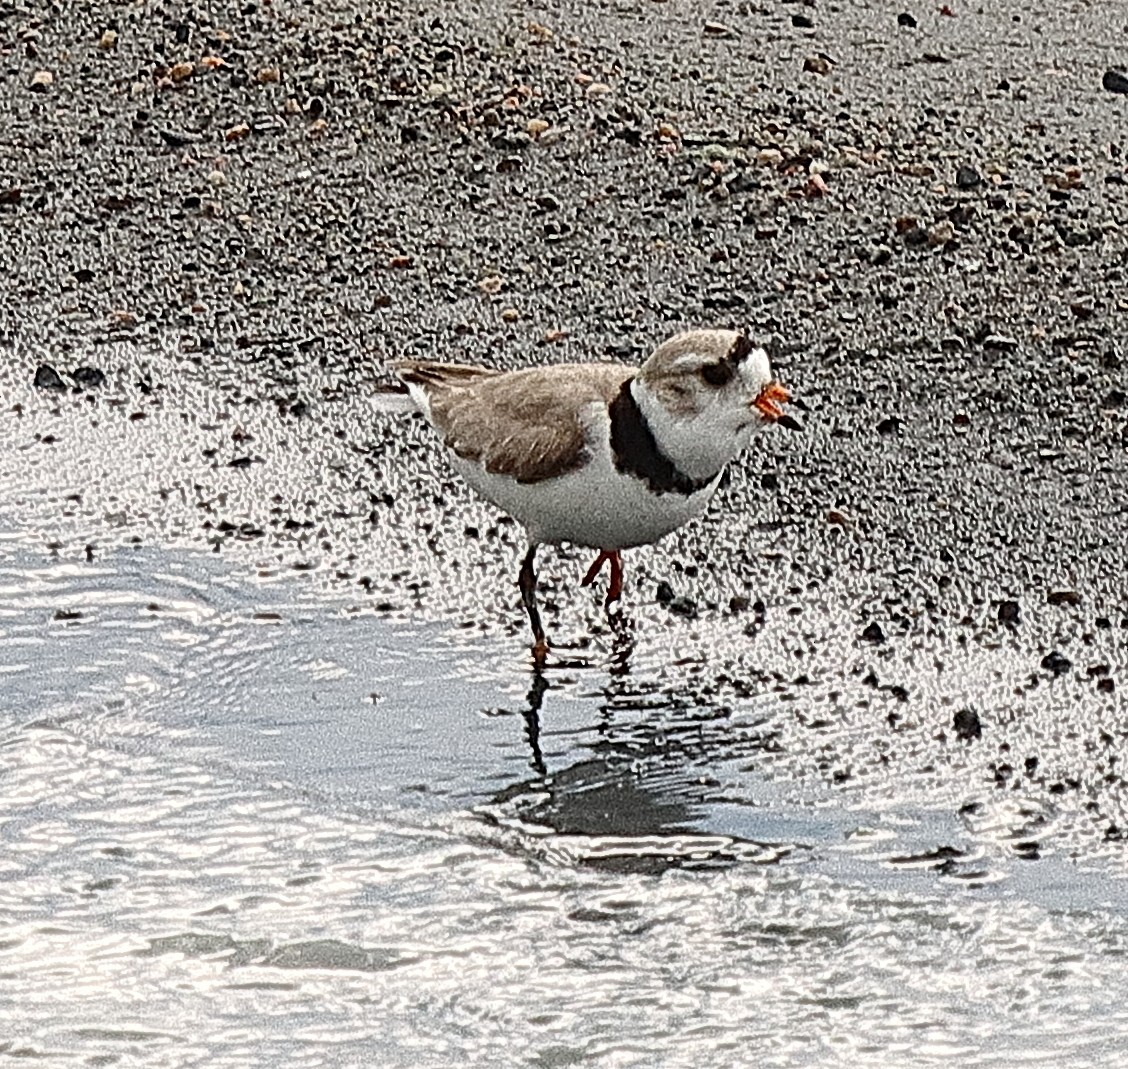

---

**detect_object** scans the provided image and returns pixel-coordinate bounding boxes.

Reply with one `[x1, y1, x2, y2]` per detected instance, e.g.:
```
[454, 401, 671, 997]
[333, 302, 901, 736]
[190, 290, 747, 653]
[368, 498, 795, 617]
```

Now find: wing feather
[394, 361, 632, 484]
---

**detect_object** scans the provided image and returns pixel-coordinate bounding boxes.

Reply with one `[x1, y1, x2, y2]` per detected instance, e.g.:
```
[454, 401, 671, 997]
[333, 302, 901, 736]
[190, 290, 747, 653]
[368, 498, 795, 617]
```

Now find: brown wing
[395, 360, 632, 484]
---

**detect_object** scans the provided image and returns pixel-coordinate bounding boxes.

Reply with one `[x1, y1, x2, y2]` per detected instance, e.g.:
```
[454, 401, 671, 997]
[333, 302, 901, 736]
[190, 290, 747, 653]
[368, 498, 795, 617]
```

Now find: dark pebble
[861, 621, 885, 643]
[1040, 651, 1072, 676]
[74, 268, 96, 283]
[655, 580, 675, 605]
[1047, 590, 1081, 607]
[33, 364, 66, 390]
[792, 14, 814, 28]
[667, 596, 698, 618]
[158, 127, 202, 146]
[1102, 69, 1128, 94]
[72, 366, 105, 388]
[955, 165, 982, 189]
[982, 334, 1019, 352]
[903, 225, 929, 248]
[953, 707, 982, 741]
[897, 12, 917, 28]
[876, 416, 902, 435]
[997, 600, 1021, 626]
[729, 595, 751, 614]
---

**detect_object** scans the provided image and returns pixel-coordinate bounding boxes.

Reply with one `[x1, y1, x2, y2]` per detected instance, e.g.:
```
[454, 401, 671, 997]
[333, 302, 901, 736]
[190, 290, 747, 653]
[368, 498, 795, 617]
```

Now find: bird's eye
[700, 361, 733, 387]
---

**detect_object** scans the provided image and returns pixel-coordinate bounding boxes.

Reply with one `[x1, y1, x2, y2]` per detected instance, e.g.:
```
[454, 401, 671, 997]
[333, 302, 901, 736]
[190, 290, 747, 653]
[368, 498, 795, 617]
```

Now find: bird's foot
[582, 549, 623, 608]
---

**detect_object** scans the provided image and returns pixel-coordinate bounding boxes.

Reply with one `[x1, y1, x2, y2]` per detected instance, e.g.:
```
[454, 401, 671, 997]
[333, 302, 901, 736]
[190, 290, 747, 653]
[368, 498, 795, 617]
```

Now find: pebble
[703, 21, 737, 38]
[99, 29, 118, 50]
[803, 55, 832, 76]
[225, 123, 251, 141]
[997, 600, 1021, 626]
[927, 220, 954, 246]
[29, 70, 54, 92]
[981, 334, 1019, 352]
[667, 595, 698, 618]
[169, 62, 194, 82]
[72, 366, 106, 388]
[955, 165, 982, 189]
[897, 12, 918, 28]
[526, 118, 549, 137]
[861, 621, 885, 643]
[158, 128, 202, 146]
[1041, 651, 1073, 676]
[1102, 70, 1128, 95]
[1047, 590, 1082, 606]
[953, 707, 982, 741]
[33, 364, 66, 391]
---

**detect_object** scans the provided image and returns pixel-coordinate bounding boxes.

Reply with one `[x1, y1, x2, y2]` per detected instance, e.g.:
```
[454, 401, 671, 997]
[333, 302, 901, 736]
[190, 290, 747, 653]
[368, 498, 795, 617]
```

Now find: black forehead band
[727, 332, 755, 365]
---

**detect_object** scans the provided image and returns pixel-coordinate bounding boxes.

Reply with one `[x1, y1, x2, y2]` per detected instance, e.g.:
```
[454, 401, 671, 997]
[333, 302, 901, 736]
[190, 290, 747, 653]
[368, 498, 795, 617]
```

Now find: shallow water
[2, 536, 1127, 1068]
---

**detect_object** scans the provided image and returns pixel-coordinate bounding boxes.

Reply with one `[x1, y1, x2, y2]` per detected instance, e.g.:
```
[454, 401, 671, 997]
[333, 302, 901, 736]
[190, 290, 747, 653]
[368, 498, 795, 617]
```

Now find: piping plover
[390, 328, 795, 662]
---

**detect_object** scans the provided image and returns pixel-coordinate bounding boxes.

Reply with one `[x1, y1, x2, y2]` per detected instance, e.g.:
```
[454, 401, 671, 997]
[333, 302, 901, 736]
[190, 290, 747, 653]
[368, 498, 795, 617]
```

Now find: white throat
[632, 378, 755, 483]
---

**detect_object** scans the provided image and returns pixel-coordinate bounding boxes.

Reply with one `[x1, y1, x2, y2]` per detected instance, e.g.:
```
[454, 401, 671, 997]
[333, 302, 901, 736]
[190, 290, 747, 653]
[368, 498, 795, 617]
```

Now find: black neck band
[608, 380, 716, 496]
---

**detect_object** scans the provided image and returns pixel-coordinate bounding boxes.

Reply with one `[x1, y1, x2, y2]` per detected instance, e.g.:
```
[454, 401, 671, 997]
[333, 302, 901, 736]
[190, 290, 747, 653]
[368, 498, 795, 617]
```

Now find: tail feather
[370, 381, 419, 415]
[394, 360, 498, 390]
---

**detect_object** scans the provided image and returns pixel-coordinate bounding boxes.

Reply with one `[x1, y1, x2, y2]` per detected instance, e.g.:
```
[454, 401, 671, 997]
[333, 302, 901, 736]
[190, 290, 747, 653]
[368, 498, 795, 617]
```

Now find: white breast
[450, 400, 720, 549]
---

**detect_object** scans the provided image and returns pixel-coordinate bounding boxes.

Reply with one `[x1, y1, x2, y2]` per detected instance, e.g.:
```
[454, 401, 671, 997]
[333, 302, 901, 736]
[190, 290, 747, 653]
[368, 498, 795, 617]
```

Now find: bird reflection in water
[487, 617, 797, 872]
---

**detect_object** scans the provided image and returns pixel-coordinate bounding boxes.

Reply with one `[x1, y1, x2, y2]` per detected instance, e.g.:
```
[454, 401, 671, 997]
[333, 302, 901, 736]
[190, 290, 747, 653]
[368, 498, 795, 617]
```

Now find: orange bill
[752, 381, 790, 422]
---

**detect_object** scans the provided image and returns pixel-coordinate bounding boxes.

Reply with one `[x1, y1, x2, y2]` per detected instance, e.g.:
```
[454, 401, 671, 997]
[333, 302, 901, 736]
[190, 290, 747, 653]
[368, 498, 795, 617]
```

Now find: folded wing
[395, 360, 631, 484]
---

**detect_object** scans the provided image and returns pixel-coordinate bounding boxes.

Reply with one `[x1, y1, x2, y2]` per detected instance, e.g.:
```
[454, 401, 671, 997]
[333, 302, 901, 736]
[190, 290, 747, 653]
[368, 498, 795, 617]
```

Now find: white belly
[451, 450, 720, 549]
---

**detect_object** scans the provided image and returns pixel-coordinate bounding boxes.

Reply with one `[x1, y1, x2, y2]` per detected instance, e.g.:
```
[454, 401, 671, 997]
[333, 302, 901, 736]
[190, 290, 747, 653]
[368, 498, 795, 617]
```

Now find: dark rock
[729, 595, 751, 614]
[861, 621, 885, 643]
[982, 334, 1019, 352]
[1040, 651, 1072, 676]
[997, 600, 1021, 626]
[1047, 590, 1081, 607]
[903, 225, 929, 247]
[33, 364, 66, 390]
[158, 127, 202, 146]
[955, 165, 982, 189]
[1102, 69, 1128, 94]
[667, 595, 698, 618]
[73, 268, 96, 284]
[953, 707, 982, 740]
[897, 12, 918, 28]
[876, 416, 902, 435]
[655, 580, 675, 605]
[792, 14, 814, 28]
[72, 366, 105, 388]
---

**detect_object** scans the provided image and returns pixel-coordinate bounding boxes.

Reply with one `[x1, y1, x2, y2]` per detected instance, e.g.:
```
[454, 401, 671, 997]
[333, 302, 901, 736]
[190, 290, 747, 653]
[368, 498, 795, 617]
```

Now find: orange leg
[581, 549, 624, 606]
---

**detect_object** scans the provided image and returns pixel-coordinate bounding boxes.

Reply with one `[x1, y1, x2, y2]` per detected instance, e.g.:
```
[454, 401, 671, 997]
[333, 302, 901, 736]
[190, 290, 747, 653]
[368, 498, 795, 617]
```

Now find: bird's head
[638, 327, 791, 426]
